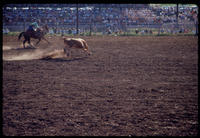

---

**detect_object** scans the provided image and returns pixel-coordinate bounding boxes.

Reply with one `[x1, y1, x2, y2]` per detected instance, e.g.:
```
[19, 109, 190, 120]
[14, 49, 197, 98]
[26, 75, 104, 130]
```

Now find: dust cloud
[3, 48, 66, 61]
[3, 46, 18, 51]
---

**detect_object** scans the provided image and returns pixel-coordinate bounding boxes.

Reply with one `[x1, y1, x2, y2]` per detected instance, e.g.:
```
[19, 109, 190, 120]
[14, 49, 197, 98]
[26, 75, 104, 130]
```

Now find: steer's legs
[64, 47, 71, 58]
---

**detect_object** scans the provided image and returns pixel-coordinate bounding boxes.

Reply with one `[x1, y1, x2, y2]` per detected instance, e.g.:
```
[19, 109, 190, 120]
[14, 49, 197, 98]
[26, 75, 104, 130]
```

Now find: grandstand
[3, 4, 198, 35]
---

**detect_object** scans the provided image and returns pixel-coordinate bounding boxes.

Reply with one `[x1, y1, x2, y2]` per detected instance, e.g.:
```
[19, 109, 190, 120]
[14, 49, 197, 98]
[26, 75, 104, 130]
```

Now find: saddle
[35, 28, 42, 36]
[26, 29, 35, 36]
[36, 28, 42, 32]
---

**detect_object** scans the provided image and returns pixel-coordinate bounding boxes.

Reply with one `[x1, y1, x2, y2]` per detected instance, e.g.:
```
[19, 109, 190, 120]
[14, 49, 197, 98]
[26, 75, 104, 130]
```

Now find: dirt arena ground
[2, 35, 198, 136]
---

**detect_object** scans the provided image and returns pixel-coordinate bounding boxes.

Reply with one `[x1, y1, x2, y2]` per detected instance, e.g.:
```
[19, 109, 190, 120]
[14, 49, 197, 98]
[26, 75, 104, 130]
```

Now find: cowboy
[28, 21, 39, 31]
[27, 20, 42, 36]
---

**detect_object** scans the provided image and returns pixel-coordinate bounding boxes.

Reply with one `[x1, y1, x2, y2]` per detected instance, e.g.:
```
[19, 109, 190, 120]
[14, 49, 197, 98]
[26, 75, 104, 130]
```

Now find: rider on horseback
[18, 20, 50, 48]
[27, 20, 41, 35]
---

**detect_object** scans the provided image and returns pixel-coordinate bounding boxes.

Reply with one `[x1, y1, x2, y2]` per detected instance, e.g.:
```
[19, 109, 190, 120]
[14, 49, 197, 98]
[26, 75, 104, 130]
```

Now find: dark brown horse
[18, 25, 50, 48]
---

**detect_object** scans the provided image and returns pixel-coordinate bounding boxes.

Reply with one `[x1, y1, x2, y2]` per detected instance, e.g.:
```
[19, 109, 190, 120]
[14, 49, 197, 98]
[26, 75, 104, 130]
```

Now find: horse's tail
[18, 32, 24, 40]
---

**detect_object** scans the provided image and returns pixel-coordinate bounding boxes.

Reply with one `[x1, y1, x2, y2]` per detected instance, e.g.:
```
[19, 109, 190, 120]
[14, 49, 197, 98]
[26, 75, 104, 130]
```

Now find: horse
[18, 25, 50, 48]
[63, 37, 91, 58]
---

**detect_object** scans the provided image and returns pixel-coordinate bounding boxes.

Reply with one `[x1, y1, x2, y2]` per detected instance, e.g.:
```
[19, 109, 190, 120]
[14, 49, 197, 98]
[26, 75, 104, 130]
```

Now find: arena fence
[3, 5, 198, 36]
[3, 22, 198, 36]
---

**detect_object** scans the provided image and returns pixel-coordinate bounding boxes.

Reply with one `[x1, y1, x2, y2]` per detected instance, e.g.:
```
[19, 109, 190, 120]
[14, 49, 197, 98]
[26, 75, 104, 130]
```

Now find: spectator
[3, 4, 198, 34]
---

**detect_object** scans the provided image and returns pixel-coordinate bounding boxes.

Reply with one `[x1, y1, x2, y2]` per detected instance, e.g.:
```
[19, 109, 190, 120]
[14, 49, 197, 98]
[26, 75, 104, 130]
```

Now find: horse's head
[45, 25, 49, 30]
[42, 25, 49, 34]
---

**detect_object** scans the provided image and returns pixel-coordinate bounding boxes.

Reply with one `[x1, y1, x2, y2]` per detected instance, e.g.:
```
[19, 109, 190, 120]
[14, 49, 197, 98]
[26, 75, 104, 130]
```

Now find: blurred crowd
[3, 5, 198, 25]
[3, 4, 198, 34]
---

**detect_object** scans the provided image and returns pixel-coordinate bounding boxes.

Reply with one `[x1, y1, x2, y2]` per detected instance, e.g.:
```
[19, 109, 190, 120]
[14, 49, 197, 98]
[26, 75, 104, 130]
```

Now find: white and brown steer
[63, 37, 91, 57]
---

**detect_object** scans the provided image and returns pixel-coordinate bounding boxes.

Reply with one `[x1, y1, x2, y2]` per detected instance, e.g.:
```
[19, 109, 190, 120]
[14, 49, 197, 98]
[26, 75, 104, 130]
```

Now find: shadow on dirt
[8, 46, 36, 51]
[3, 46, 36, 51]
[21, 46, 36, 49]
[40, 56, 88, 62]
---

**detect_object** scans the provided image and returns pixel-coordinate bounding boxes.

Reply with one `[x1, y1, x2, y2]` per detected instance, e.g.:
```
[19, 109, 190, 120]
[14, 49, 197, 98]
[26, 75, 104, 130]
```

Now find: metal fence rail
[3, 4, 198, 35]
[3, 22, 197, 36]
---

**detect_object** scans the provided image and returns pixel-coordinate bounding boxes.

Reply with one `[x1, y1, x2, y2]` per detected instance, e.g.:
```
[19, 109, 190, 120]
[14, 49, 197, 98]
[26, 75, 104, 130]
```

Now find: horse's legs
[27, 37, 31, 47]
[23, 39, 26, 48]
[36, 38, 41, 46]
[42, 37, 50, 44]
[23, 35, 29, 48]
[27, 37, 34, 48]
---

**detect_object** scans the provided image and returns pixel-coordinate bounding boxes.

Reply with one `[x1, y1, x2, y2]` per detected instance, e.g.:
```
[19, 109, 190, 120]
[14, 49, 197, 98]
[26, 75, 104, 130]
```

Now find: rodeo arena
[2, 4, 198, 136]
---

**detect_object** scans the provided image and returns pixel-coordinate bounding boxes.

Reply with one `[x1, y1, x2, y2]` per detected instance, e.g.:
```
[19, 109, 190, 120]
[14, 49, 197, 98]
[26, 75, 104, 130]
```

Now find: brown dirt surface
[2, 35, 198, 136]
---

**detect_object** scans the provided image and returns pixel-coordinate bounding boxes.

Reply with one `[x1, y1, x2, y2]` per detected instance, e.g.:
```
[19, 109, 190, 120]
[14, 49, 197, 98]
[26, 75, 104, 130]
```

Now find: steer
[63, 37, 91, 57]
